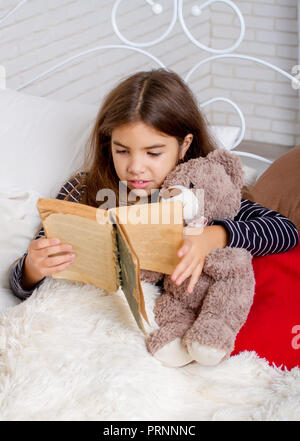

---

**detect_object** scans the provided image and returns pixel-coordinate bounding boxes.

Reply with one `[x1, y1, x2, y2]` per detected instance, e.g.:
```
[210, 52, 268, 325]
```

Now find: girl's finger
[174, 256, 200, 285]
[44, 253, 76, 268]
[38, 243, 73, 258]
[31, 237, 61, 250]
[42, 260, 75, 276]
[187, 262, 204, 294]
[172, 251, 195, 281]
[177, 240, 191, 258]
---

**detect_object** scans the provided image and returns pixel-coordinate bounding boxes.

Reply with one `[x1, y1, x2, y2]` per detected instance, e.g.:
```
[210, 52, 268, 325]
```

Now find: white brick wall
[0, 0, 299, 146]
[209, 0, 299, 146]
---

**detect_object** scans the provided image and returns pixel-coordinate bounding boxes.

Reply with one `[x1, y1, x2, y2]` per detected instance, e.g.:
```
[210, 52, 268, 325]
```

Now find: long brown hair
[77, 68, 216, 207]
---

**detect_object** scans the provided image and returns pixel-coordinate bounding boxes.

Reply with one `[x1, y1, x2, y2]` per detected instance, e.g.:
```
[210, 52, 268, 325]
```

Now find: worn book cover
[37, 198, 183, 333]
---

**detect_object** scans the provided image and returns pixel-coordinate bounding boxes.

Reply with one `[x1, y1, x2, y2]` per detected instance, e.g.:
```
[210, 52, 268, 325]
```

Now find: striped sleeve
[9, 253, 45, 300]
[9, 173, 87, 300]
[210, 199, 299, 257]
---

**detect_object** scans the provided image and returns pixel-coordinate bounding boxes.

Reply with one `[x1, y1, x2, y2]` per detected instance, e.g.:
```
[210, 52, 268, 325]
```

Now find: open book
[37, 198, 183, 334]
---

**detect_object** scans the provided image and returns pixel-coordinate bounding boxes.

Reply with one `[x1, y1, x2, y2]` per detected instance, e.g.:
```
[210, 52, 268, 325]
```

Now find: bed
[0, 0, 299, 421]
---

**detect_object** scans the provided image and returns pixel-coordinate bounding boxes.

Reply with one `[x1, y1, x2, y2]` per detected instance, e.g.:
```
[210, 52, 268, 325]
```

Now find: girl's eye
[115, 150, 161, 157]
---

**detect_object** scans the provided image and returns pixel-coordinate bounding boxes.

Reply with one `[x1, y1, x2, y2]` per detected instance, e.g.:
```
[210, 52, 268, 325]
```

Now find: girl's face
[111, 121, 192, 198]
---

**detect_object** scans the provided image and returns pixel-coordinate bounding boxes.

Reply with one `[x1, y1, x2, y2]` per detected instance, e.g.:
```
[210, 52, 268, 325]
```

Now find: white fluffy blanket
[0, 277, 299, 421]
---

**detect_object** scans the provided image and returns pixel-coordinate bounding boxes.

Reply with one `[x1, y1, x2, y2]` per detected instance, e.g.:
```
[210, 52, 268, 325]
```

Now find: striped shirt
[9, 172, 299, 300]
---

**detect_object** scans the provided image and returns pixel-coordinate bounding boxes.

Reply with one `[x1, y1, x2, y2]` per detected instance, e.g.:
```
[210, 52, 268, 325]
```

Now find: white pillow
[209, 125, 259, 186]
[0, 187, 42, 290]
[0, 89, 99, 308]
[209, 125, 241, 151]
[0, 88, 98, 198]
[0, 288, 21, 311]
[242, 164, 259, 187]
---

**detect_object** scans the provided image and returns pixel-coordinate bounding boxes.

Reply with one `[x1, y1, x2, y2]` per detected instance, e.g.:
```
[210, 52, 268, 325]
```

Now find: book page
[38, 199, 119, 292]
[112, 212, 148, 334]
[112, 201, 183, 274]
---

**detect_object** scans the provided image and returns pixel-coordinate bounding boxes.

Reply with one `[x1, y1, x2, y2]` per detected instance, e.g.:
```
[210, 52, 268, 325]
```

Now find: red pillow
[231, 234, 300, 370]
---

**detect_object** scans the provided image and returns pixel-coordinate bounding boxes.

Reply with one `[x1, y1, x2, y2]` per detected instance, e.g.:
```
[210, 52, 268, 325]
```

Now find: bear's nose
[160, 187, 182, 200]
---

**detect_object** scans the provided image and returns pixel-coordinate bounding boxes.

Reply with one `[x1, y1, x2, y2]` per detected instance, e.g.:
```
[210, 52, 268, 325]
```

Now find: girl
[10, 69, 299, 300]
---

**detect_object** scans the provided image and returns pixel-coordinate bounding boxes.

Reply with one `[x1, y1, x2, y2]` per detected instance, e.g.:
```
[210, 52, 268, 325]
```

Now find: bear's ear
[162, 160, 191, 188]
[207, 149, 244, 189]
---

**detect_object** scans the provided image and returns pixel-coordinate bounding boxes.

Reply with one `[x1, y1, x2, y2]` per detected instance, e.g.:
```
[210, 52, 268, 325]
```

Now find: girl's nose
[127, 158, 145, 175]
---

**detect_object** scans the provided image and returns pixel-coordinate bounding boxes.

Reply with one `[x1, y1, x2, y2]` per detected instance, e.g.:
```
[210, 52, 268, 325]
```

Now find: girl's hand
[171, 225, 228, 294]
[22, 237, 76, 290]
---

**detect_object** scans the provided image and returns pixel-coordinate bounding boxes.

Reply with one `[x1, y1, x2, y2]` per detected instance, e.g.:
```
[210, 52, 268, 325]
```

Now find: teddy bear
[140, 148, 255, 367]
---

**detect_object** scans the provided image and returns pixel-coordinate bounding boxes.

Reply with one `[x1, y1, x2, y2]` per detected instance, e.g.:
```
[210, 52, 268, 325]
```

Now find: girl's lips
[129, 180, 151, 189]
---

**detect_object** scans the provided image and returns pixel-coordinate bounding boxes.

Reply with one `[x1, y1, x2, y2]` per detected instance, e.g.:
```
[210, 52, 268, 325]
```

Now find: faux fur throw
[0, 277, 299, 421]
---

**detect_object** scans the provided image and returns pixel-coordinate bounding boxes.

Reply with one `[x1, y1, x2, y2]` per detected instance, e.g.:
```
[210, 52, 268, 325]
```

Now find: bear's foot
[183, 315, 235, 366]
[187, 342, 227, 366]
[154, 338, 193, 368]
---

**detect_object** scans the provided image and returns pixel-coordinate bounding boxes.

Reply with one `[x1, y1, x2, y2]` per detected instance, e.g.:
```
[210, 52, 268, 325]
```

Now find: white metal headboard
[1, 0, 299, 167]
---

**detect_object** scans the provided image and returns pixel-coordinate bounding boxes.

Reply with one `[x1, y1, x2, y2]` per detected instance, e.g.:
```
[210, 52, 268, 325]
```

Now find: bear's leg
[146, 293, 196, 367]
[150, 325, 194, 367]
[183, 252, 255, 366]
